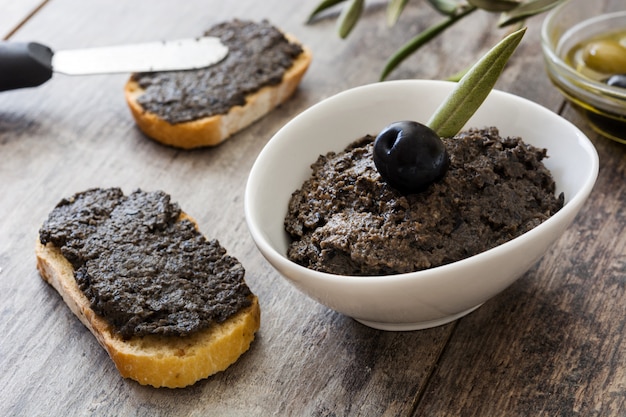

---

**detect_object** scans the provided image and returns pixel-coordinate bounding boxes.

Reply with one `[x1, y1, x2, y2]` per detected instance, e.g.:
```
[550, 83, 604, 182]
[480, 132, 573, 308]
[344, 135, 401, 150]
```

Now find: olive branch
[307, 0, 567, 80]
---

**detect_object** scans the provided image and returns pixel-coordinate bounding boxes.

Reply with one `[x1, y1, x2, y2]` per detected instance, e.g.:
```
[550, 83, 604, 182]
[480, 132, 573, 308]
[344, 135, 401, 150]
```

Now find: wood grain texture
[0, 0, 47, 39]
[0, 0, 624, 416]
[414, 104, 626, 416]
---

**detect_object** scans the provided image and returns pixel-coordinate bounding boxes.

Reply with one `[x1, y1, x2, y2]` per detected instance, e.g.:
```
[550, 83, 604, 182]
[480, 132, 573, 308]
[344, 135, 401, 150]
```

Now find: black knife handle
[0, 42, 53, 91]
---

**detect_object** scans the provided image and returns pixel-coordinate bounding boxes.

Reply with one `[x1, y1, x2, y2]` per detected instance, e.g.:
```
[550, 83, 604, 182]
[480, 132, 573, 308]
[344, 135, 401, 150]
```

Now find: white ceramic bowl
[245, 80, 598, 331]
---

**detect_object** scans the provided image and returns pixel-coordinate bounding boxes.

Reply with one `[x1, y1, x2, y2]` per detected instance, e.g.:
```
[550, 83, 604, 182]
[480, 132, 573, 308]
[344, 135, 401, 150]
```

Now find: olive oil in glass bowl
[541, 0, 626, 144]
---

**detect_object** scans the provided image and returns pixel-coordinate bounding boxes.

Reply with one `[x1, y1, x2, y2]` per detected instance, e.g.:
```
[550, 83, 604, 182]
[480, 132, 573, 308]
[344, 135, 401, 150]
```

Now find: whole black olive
[373, 121, 450, 194]
[605, 74, 626, 89]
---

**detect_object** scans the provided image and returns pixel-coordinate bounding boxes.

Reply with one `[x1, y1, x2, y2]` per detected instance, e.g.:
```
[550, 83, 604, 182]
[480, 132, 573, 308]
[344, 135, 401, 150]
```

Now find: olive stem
[380, 5, 477, 81]
[498, 0, 568, 27]
[307, 0, 349, 23]
[427, 26, 526, 138]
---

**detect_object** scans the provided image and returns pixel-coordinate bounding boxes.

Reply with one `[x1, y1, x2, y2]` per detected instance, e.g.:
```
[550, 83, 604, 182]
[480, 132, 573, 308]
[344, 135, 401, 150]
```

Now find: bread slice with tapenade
[36, 188, 260, 388]
[124, 19, 312, 149]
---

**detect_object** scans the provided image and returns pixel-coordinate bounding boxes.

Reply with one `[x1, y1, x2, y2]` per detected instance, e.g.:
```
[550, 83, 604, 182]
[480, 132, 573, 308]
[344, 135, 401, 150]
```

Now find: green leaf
[307, 0, 349, 23]
[337, 0, 365, 38]
[468, 0, 520, 12]
[426, 0, 463, 15]
[380, 5, 477, 80]
[445, 66, 469, 82]
[387, 0, 410, 26]
[498, 0, 567, 27]
[427, 27, 526, 138]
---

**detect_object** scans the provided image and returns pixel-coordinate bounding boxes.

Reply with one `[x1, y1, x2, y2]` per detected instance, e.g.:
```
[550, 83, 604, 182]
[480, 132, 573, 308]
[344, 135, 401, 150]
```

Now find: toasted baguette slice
[36, 219, 260, 389]
[124, 34, 312, 149]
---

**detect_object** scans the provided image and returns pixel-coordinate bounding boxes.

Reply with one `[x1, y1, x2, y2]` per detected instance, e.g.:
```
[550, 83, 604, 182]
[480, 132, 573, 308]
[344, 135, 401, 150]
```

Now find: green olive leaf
[307, 0, 349, 23]
[380, 5, 477, 80]
[387, 0, 410, 26]
[445, 66, 469, 82]
[337, 0, 365, 38]
[427, 27, 526, 138]
[427, 0, 464, 16]
[468, 0, 520, 12]
[498, 0, 567, 27]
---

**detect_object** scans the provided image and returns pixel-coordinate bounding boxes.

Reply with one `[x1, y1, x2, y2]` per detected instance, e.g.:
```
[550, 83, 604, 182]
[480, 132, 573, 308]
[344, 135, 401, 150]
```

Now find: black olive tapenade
[39, 188, 252, 339]
[131, 19, 304, 124]
[284, 127, 565, 276]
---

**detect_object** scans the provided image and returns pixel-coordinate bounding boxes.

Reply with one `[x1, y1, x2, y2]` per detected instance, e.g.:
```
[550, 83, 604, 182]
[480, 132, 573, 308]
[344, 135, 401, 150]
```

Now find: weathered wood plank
[0, 1, 458, 416]
[0, 0, 47, 39]
[412, 1, 626, 415]
[0, 0, 624, 416]
[414, 112, 626, 416]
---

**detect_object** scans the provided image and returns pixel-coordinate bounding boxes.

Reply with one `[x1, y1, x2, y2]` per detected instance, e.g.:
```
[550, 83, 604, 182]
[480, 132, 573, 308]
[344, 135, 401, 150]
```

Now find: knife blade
[0, 37, 228, 92]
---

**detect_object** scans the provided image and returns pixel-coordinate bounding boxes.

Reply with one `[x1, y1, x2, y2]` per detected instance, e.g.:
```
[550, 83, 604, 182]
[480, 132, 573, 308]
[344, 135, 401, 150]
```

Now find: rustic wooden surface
[0, 1, 624, 416]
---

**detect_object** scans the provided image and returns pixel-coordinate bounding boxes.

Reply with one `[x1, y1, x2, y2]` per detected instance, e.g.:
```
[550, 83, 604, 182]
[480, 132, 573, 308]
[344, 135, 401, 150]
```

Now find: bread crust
[124, 34, 312, 149]
[36, 228, 260, 388]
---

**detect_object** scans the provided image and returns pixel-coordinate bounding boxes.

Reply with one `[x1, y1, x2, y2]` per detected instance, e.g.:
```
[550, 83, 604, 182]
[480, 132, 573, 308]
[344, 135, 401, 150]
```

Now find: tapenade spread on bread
[125, 19, 312, 148]
[37, 188, 260, 388]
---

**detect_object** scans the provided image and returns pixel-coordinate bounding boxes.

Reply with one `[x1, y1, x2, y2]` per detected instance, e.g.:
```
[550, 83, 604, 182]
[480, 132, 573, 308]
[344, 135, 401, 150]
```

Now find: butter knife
[0, 37, 228, 92]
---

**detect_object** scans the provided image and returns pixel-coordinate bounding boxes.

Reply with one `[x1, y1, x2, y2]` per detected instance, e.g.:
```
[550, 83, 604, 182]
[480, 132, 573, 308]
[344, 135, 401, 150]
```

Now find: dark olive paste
[39, 188, 252, 339]
[284, 127, 565, 276]
[131, 19, 303, 124]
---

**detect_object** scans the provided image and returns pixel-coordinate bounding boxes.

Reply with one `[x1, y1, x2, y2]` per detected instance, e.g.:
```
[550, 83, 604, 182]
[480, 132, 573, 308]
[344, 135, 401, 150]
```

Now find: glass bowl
[541, 0, 626, 144]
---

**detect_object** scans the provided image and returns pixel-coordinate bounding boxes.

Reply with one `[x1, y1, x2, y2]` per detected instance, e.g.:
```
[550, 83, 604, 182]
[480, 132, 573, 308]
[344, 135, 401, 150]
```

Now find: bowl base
[354, 304, 483, 331]
[575, 104, 626, 144]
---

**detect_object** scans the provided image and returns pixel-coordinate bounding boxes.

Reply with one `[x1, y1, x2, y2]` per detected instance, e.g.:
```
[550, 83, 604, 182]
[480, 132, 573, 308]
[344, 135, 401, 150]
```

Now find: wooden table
[1, 1, 624, 415]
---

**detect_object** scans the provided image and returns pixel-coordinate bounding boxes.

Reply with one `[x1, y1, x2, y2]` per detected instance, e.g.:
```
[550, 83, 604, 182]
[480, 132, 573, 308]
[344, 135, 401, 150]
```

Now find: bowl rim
[540, 5, 626, 100]
[245, 80, 599, 285]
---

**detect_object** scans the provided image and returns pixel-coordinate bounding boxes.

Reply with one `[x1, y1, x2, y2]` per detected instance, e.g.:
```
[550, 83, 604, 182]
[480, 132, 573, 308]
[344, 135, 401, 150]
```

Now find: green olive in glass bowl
[541, 0, 626, 144]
